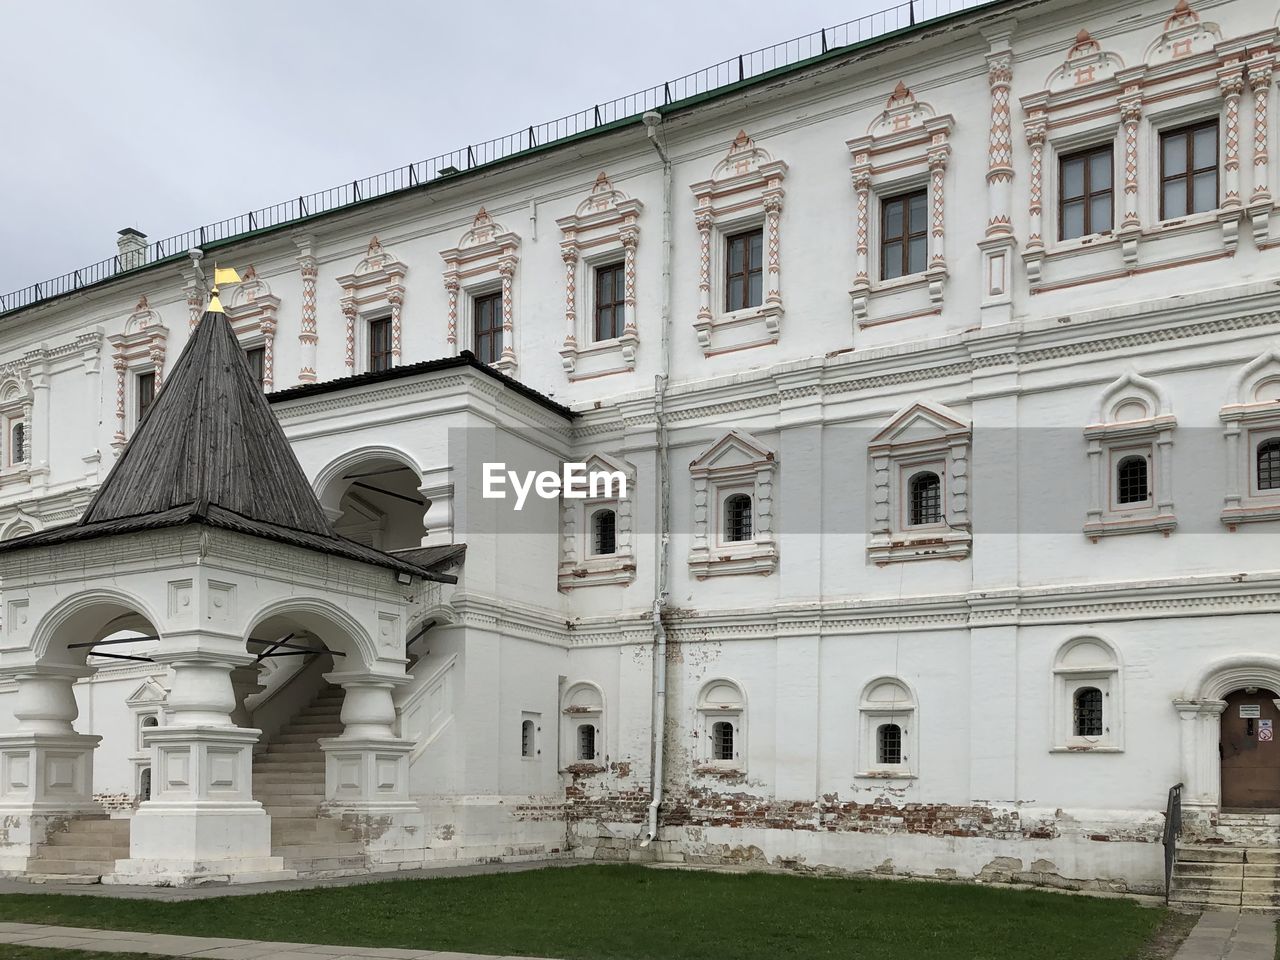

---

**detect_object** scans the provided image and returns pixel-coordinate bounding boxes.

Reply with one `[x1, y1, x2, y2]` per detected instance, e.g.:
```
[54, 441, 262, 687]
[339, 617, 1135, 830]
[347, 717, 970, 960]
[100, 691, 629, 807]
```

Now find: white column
[1175, 699, 1227, 809]
[693, 209, 714, 347]
[319, 671, 416, 814]
[850, 166, 871, 321]
[116, 634, 288, 885]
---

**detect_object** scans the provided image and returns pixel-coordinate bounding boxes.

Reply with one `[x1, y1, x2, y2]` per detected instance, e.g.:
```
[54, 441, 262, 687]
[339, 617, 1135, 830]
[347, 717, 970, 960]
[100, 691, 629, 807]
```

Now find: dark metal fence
[1163, 781, 1183, 902]
[0, 0, 995, 317]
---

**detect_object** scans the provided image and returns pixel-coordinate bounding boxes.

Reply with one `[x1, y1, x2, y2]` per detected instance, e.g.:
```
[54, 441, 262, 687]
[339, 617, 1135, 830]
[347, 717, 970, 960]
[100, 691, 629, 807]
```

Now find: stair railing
[1163, 782, 1183, 903]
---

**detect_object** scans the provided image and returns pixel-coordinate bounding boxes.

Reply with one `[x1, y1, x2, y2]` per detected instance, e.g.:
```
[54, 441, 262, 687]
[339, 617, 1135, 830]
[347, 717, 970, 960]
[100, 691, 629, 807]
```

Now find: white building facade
[0, 0, 1276, 899]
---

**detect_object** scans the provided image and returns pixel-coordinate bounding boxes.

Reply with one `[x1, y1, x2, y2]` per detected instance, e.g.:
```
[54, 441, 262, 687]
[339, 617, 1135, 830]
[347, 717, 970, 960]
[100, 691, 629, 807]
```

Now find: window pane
[748, 271, 762, 308]
[1062, 200, 1085, 239]
[908, 236, 927, 275]
[884, 200, 904, 239]
[1117, 456, 1149, 504]
[749, 232, 763, 271]
[727, 276, 744, 312]
[1192, 171, 1217, 213]
[1089, 150, 1112, 189]
[1162, 133, 1187, 177]
[727, 235, 744, 267]
[1193, 126, 1217, 170]
[1074, 688, 1104, 737]
[615, 267, 626, 301]
[908, 191, 927, 229]
[1259, 440, 1280, 490]
[1163, 180, 1187, 219]
[1091, 194, 1112, 233]
[883, 241, 903, 279]
[1061, 158, 1085, 199]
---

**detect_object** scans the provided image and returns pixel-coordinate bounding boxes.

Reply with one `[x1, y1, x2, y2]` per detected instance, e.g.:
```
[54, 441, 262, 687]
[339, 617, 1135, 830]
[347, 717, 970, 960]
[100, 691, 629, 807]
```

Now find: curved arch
[562, 680, 605, 713]
[1054, 635, 1122, 670]
[242, 595, 379, 669]
[311, 444, 424, 515]
[1, 512, 40, 540]
[698, 677, 746, 711]
[859, 675, 916, 709]
[28, 587, 164, 666]
[1186, 654, 1280, 701]
[1090, 369, 1172, 424]
[1225, 347, 1280, 407]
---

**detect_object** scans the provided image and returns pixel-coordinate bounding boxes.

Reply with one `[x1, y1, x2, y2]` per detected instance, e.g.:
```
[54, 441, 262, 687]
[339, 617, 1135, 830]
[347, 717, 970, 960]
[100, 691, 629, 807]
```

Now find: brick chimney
[117, 228, 147, 271]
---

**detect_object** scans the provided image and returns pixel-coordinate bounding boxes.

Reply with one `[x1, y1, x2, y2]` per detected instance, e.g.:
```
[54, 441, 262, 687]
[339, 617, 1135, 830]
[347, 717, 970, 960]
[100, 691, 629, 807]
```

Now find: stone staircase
[1170, 846, 1280, 911]
[24, 816, 130, 882]
[254, 683, 367, 876]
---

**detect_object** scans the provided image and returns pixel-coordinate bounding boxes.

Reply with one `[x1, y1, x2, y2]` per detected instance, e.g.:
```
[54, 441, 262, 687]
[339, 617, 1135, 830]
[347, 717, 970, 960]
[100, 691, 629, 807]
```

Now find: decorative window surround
[856, 677, 918, 778]
[337, 236, 407, 375]
[696, 679, 745, 774]
[1084, 370, 1177, 540]
[296, 235, 319, 383]
[689, 131, 787, 355]
[561, 682, 604, 771]
[1246, 54, 1274, 243]
[440, 209, 520, 374]
[847, 82, 952, 323]
[109, 295, 168, 452]
[868, 400, 971, 565]
[557, 173, 643, 379]
[0, 377, 32, 488]
[558, 453, 636, 590]
[1221, 347, 1280, 528]
[1052, 637, 1123, 752]
[222, 265, 279, 392]
[688, 430, 777, 578]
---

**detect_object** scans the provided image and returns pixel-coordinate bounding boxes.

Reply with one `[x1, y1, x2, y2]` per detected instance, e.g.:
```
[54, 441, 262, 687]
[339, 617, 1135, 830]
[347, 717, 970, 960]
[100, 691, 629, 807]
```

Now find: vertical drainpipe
[641, 110, 672, 846]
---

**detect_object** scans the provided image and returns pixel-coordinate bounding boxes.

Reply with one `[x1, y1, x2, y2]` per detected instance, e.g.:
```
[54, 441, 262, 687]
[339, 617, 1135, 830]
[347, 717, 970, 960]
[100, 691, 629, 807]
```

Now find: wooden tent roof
[0, 310, 450, 582]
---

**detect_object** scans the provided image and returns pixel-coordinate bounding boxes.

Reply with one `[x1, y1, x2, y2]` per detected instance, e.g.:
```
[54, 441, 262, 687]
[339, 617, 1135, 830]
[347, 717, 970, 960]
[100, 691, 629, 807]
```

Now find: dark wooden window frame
[136, 370, 156, 424]
[593, 261, 626, 342]
[368, 316, 393, 373]
[879, 188, 929, 281]
[1159, 118, 1219, 221]
[243, 344, 266, 389]
[472, 290, 504, 365]
[1058, 143, 1114, 241]
[724, 227, 764, 313]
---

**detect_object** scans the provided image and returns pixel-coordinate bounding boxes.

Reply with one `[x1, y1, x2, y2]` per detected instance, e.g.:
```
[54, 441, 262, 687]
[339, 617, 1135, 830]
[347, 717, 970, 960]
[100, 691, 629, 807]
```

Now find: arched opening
[318, 452, 424, 552]
[723, 493, 753, 542]
[907, 471, 941, 525]
[1115, 455, 1149, 505]
[1220, 687, 1280, 810]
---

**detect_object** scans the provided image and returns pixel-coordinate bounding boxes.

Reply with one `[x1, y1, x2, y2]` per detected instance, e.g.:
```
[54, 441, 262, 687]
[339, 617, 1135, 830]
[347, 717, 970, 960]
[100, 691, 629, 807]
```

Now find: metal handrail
[0, 0, 997, 318]
[1163, 781, 1183, 903]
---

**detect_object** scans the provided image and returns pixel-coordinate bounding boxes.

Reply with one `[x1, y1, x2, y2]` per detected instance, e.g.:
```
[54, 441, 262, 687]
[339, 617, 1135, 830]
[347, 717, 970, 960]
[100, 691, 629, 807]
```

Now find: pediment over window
[1144, 1, 1221, 67]
[708, 130, 782, 185]
[126, 677, 168, 706]
[1223, 348, 1280, 412]
[1089, 370, 1173, 428]
[1045, 29, 1125, 92]
[866, 82, 938, 139]
[689, 430, 775, 476]
[870, 400, 970, 449]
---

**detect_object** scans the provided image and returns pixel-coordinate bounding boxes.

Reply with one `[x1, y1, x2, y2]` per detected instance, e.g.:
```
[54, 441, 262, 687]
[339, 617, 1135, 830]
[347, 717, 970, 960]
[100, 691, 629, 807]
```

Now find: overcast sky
[0, 0, 906, 295]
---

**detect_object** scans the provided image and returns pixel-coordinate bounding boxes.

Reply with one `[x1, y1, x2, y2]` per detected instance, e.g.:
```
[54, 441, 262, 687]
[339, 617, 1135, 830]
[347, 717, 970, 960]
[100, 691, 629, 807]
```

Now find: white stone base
[106, 857, 295, 886]
[0, 810, 98, 872]
[117, 801, 290, 885]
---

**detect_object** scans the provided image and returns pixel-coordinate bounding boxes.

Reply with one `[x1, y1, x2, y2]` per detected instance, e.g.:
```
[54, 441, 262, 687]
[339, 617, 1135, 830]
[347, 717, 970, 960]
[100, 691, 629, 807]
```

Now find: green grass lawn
[0, 865, 1175, 960]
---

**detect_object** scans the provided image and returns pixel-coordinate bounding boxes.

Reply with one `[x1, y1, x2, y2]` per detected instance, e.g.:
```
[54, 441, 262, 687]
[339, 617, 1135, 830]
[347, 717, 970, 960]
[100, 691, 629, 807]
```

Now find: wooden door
[1220, 689, 1280, 809]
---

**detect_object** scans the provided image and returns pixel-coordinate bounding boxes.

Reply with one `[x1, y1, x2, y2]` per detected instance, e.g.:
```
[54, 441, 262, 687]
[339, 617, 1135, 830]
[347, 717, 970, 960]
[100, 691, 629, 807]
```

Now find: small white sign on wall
[1240, 704, 1261, 719]
[1261, 719, 1274, 743]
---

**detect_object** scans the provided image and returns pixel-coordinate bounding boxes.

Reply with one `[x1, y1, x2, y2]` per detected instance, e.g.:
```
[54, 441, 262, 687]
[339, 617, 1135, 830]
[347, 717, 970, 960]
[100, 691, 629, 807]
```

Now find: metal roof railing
[0, 0, 996, 317]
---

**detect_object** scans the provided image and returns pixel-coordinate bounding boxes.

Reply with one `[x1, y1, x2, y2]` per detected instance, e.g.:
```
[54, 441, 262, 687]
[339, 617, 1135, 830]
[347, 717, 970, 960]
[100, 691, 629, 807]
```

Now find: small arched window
[908, 471, 941, 526]
[591, 508, 617, 556]
[9, 421, 24, 467]
[1258, 439, 1280, 491]
[521, 719, 535, 758]
[139, 767, 152, 802]
[711, 720, 735, 761]
[1073, 687, 1103, 737]
[577, 723, 597, 761]
[877, 723, 903, 764]
[724, 494, 753, 542]
[1116, 455, 1149, 504]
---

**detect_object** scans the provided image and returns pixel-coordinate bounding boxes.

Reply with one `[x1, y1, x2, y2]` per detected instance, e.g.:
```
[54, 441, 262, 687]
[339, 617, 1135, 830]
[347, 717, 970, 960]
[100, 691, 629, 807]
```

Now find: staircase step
[253, 758, 326, 769]
[283, 856, 366, 873]
[35, 844, 130, 861]
[262, 805, 322, 818]
[1169, 889, 1244, 907]
[1177, 846, 1246, 863]
[1174, 862, 1245, 880]
[1248, 849, 1280, 865]
[1172, 874, 1246, 893]
[27, 859, 116, 875]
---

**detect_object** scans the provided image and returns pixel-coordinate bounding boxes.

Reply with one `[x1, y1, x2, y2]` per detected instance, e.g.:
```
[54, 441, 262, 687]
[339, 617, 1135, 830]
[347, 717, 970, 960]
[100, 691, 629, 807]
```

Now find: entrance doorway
[1220, 688, 1280, 809]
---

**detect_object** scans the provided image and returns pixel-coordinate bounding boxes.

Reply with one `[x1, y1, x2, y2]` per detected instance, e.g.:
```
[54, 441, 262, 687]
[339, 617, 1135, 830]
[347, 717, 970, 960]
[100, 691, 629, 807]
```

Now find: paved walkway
[1172, 911, 1277, 960]
[0, 922, 556, 960]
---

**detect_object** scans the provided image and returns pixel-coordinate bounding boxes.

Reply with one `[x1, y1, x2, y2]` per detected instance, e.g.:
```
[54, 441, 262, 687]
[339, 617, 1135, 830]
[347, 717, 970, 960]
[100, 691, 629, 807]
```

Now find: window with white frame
[138, 713, 159, 752]
[1052, 637, 1122, 752]
[556, 173, 643, 378]
[1221, 351, 1280, 528]
[558, 454, 635, 589]
[847, 82, 952, 323]
[857, 678, 916, 778]
[1084, 371, 1176, 540]
[868, 401, 971, 565]
[697, 679, 745, 772]
[689, 130, 787, 354]
[337, 236, 407, 376]
[441, 209, 520, 374]
[689, 430, 777, 578]
[0, 379, 31, 477]
[109, 295, 167, 451]
[560, 683, 604, 769]
[520, 713, 539, 760]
